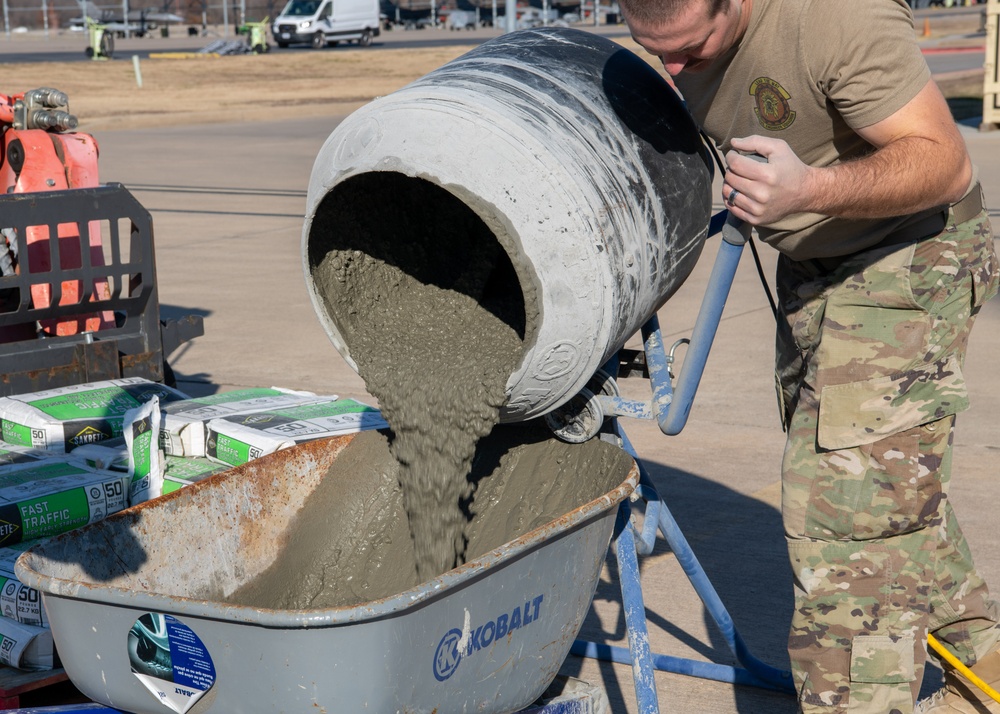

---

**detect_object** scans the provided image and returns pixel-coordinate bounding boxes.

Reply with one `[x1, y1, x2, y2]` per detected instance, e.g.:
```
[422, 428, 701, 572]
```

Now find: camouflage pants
[775, 203, 1000, 714]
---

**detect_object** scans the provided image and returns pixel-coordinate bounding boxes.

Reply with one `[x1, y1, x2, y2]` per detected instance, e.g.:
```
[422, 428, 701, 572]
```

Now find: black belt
[807, 183, 985, 273]
[882, 182, 984, 248]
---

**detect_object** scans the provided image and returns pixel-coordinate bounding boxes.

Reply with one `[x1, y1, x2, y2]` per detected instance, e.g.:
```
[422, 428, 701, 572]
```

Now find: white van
[272, 0, 380, 49]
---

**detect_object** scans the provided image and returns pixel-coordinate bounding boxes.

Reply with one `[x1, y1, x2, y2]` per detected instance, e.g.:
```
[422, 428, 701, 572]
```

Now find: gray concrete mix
[78, 66, 1000, 714]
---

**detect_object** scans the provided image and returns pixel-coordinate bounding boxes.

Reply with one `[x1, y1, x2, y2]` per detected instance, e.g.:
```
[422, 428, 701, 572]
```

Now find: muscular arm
[723, 80, 972, 224]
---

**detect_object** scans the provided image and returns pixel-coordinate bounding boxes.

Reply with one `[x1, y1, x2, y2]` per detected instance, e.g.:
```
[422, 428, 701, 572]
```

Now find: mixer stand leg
[567, 212, 794, 708]
[571, 423, 794, 710]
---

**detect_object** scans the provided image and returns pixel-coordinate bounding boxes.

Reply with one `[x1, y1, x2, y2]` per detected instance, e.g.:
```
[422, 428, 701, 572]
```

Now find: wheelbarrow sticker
[433, 595, 545, 682]
[128, 613, 216, 713]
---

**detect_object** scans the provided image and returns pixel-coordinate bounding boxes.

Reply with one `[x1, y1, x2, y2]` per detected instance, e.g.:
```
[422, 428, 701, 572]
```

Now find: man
[617, 0, 1000, 712]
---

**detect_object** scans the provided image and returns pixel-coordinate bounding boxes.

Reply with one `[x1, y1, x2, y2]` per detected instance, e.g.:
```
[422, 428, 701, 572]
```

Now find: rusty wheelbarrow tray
[16, 432, 638, 714]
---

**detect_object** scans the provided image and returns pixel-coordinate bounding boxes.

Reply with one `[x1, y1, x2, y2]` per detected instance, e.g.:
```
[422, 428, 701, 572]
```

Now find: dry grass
[3, 45, 479, 130]
[3, 36, 987, 130]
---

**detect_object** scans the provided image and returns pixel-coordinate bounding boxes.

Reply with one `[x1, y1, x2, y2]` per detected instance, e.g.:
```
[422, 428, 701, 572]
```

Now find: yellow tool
[927, 633, 1000, 705]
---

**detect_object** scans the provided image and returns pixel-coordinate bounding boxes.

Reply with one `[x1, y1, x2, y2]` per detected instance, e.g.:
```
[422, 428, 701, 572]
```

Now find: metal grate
[0, 183, 202, 396]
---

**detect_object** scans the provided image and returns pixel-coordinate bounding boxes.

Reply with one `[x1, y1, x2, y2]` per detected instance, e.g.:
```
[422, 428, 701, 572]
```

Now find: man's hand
[720, 80, 971, 226]
[723, 136, 813, 226]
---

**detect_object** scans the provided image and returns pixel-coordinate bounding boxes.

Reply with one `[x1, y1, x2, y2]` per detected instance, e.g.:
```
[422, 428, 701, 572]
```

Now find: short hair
[618, 0, 730, 27]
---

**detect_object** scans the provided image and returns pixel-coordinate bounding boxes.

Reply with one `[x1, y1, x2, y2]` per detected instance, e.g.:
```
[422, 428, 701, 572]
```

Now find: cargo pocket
[787, 541, 919, 712]
[816, 353, 968, 452]
[852, 417, 949, 539]
[807, 355, 962, 541]
[801, 417, 949, 541]
[850, 634, 915, 685]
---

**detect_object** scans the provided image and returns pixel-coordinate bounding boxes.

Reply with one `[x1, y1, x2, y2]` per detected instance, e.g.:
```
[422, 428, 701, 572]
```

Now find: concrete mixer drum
[303, 27, 714, 424]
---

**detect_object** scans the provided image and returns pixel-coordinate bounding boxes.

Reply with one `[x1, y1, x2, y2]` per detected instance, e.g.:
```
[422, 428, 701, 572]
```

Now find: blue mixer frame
[570, 210, 797, 712]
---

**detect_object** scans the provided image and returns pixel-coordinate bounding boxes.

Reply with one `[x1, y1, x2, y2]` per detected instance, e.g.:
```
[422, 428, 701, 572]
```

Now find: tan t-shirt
[674, 0, 937, 260]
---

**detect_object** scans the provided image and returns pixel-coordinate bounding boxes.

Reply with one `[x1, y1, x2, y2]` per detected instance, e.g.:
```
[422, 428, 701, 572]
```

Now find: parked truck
[272, 0, 381, 48]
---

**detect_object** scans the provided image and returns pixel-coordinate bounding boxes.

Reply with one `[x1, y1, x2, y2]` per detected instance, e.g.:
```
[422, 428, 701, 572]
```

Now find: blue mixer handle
[720, 151, 767, 245]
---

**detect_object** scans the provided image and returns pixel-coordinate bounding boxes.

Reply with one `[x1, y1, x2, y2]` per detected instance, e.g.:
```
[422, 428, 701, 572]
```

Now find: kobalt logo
[432, 594, 543, 682]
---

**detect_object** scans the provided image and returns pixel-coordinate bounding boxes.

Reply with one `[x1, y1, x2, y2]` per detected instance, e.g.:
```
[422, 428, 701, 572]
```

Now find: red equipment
[0, 89, 203, 395]
[0, 88, 114, 341]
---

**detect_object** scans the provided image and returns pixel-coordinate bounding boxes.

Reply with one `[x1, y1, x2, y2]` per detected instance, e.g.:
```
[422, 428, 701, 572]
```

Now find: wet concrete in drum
[310, 175, 525, 582]
[222, 174, 629, 607]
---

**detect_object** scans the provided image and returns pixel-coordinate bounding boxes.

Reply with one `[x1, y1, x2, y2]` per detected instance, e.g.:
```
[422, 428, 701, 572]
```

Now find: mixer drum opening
[307, 171, 528, 367]
[302, 28, 715, 421]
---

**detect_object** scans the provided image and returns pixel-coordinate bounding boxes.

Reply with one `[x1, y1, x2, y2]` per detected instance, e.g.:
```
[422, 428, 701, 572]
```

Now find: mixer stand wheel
[587, 368, 620, 399]
[544, 387, 604, 443]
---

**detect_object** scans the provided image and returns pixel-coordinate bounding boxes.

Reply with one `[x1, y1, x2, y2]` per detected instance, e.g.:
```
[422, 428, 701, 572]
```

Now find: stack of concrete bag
[0, 377, 389, 671]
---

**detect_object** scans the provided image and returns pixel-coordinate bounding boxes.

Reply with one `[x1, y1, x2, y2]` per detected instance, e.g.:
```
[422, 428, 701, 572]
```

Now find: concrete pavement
[27, 33, 1000, 714]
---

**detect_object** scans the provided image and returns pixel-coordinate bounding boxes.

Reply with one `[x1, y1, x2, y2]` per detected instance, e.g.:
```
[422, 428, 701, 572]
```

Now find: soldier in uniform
[616, 0, 1000, 712]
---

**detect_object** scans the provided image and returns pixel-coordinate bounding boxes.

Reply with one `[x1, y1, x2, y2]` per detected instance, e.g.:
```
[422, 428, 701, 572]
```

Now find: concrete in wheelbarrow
[82, 113, 1000, 714]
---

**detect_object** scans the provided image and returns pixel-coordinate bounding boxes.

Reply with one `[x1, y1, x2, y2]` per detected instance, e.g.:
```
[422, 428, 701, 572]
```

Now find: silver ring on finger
[726, 188, 739, 207]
